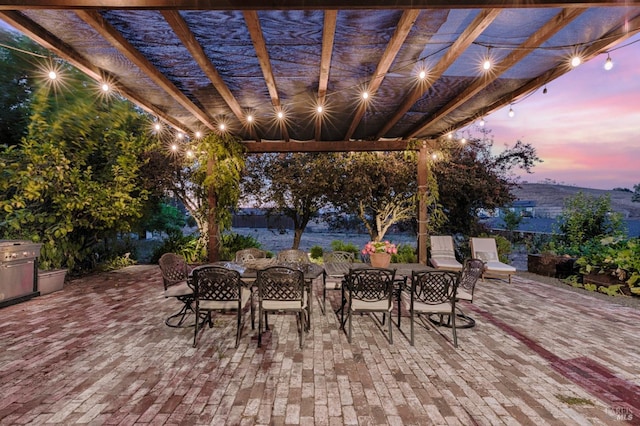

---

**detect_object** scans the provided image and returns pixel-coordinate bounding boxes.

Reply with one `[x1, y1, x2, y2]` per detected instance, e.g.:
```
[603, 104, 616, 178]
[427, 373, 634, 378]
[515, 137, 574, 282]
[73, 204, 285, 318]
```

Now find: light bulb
[48, 70, 57, 80]
[447, 133, 452, 139]
[571, 56, 581, 67]
[316, 105, 323, 114]
[195, 131, 202, 138]
[461, 138, 467, 144]
[418, 70, 426, 80]
[177, 132, 184, 139]
[219, 123, 226, 131]
[246, 115, 253, 123]
[604, 55, 613, 71]
[483, 59, 491, 71]
[479, 118, 485, 127]
[171, 144, 178, 151]
[362, 91, 369, 100]
[101, 83, 109, 92]
[277, 111, 284, 119]
[508, 107, 515, 118]
[543, 86, 548, 94]
[153, 123, 161, 131]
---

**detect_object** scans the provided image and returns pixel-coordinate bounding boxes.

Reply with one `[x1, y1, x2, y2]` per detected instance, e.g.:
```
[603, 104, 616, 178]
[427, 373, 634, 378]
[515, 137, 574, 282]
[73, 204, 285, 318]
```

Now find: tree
[432, 135, 540, 236]
[0, 69, 151, 271]
[241, 153, 338, 249]
[332, 151, 420, 242]
[552, 191, 625, 254]
[633, 183, 640, 203]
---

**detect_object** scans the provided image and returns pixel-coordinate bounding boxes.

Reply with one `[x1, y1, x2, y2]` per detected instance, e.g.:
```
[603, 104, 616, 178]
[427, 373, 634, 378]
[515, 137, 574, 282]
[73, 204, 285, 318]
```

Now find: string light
[316, 105, 323, 114]
[153, 122, 161, 132]
[100, 82, 109, 92]
[48, 70, 57, 80]
[246, 114, 254, 123]
[361, 91, 369, 100]
[219, 123, 226, 131]
[479, 117, 485, 127]
[570, 55, 581, 67]
[418, 69, 426, 80]
[195, 131, 202, 138]
[277, 111, 284, 119]
[604, 54, 613, 71]
[170, 144, 178, 152]
[543, 85, 548, 94]
[508, 105, 515, 118]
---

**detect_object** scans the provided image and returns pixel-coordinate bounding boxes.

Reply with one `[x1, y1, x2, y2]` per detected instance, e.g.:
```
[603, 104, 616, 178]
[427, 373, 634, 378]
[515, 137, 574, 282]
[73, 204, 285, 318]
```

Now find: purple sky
[480, 33, 640, 190]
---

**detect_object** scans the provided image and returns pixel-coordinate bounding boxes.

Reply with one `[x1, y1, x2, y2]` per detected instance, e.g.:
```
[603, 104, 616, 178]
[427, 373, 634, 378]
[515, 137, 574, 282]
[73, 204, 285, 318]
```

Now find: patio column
[207, 156, 220, 262]
[417, 142, 429, 264]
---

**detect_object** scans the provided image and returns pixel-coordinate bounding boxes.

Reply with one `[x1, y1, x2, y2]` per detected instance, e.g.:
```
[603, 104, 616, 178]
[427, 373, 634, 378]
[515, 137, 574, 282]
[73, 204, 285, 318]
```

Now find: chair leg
[193, 305, 199, 348]
[258, 305, 263, 348]
[451, 307, 458, 348]
[388, 309, 393, 344]
[322, 284, 327, 316]
[235, 309, 242, 348]
[347, 309, 353, 343]
[410, 310, 414, 346]
[298, 312, 304, 349]
[166, 296, 194, 328]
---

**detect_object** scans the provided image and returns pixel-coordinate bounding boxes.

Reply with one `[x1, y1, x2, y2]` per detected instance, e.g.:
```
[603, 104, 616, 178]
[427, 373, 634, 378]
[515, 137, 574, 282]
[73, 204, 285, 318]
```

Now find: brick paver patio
[1, 264, 639, 425]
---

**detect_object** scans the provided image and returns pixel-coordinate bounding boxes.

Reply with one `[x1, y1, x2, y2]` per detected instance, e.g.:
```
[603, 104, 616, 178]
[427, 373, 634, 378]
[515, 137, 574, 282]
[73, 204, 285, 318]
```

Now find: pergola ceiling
[1, 1, 639, 153]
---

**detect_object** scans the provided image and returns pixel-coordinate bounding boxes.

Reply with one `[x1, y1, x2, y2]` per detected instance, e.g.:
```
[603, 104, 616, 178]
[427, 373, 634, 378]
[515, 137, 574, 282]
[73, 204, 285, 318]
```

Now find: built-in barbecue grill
[0, 240, 42, 308]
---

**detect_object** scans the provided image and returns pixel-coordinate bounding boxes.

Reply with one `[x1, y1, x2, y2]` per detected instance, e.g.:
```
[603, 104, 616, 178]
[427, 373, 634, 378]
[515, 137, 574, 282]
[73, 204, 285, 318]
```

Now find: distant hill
[512, 183, 640, 219]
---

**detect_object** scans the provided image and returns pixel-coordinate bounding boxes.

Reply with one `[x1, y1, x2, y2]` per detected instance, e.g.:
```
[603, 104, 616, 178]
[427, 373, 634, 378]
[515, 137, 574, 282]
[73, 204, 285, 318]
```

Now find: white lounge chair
[470, 237, 516, 284]
[429, 235, 463, 271]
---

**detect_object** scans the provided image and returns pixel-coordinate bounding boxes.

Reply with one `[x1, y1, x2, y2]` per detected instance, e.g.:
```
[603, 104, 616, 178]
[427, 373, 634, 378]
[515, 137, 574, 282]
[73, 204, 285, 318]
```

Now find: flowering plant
[362, 241, 398, 255]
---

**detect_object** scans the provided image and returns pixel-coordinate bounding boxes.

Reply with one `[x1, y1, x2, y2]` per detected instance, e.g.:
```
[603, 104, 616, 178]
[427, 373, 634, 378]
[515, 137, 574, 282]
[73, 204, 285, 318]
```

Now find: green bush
[150, 230, 205, 264]
[330, 240, 360, 256]
[392, 243, 416, 263]
[479, 233, 512, 263]
[310, 245, 323, 259]
[219, 232, 263, 261]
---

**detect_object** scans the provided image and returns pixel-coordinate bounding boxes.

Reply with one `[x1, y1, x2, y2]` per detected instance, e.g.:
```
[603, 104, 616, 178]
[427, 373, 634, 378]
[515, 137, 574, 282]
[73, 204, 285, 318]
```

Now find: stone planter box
[527, 254, 576, 278]
[38, 269, 68, 295]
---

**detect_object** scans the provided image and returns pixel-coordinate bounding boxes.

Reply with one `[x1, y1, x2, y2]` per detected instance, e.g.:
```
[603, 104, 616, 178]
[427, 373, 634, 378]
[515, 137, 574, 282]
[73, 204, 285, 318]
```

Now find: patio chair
[429, 235, 463, 271]
[191, 265, 255, 348]
[256, 266, 308, 348]
[234, 248, 268, 264]
[343, 267, 396, 344]
[403, 270, 460, 347]
[322, 251, 355, 315]
[470, 237, 516, 284]
[454, 258, 485, 328]
[158, 253, 193, 328]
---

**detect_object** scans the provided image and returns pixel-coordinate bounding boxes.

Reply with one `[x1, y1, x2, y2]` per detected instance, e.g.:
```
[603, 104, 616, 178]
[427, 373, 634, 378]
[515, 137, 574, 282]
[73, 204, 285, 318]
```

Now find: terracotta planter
[38, 269, 67, 295]
[369, 252, 391, 268]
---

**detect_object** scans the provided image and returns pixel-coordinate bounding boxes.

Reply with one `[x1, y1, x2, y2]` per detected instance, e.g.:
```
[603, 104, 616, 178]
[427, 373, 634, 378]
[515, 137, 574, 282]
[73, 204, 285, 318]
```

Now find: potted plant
[37, 242, 68, 295]
[362, 241, 398, 268]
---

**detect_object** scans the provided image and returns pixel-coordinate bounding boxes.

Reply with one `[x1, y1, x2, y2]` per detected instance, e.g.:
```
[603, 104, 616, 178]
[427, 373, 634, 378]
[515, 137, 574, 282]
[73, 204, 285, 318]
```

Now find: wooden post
[417, 143, 429, 264]
[207, 156, 220, 262]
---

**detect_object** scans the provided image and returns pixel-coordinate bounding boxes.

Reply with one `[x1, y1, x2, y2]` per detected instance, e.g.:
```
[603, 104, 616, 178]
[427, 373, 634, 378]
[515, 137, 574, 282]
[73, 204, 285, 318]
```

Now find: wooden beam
[375, 8, 500, 139]
[406, 7, 585, 138]
[242, 139, 438, 153]
[75, 10, 217, 130]
[243, 10, 289, 141]
[344, 9, 420, 140]
[0, 10, 189, 132]
[0, 0, 629, 11]
[161, 10, 258, 140]
[450, 15, 640, 135]
[315, 10, 336, 141]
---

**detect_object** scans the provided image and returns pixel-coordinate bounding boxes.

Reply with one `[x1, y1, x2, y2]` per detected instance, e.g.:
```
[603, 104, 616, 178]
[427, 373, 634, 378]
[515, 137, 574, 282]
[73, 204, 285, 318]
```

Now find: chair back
[257, 266, 306, 303]
[192, 266, 243, 304]
[235, 248, 267, 264]
[430, 235, 455, 255]
[410, 270, 459, 305]
[346, 268, 395, 302]
[470, 237, 500, 262]
[159, 253, 189, 290]
[324, 251, 355, 264]
[458, 258, 485, 296]
[277, 249, 310, 264]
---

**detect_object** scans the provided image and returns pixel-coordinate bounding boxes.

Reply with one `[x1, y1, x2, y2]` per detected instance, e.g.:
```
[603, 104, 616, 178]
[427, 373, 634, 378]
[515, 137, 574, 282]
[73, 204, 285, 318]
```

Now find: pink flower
[362, 241, 397, 255]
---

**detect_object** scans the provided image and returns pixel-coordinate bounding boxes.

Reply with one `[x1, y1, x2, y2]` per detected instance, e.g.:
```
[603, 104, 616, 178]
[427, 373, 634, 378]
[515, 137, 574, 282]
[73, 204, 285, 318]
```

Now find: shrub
[392, 243, 416, 263]
[220, 232, 262, 261]
[309, 245, 323, 259]
[150, 230, 205, 264]
[330, 240, 360, 256]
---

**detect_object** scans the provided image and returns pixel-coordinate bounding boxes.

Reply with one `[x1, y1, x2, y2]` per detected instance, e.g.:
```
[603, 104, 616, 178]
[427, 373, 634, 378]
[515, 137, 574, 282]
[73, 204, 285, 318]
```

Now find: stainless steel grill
[0, 240, 42, 308]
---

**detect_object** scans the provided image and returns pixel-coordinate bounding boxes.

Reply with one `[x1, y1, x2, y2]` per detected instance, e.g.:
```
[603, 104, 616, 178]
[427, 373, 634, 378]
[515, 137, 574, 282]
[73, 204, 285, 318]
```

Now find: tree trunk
[292, 228, 303, 249]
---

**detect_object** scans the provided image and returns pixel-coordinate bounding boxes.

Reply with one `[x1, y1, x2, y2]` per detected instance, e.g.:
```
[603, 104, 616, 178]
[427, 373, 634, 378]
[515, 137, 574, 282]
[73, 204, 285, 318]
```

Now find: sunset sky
[481, 33, 640, 191]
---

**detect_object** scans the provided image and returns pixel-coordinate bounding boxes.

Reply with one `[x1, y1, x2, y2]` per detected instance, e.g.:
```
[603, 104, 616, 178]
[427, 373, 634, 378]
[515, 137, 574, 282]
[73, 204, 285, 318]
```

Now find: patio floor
[1, 265, 639, 425]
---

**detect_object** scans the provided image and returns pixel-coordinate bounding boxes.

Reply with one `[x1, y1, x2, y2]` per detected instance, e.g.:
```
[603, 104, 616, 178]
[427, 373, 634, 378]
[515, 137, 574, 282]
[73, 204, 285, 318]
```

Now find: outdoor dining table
[324, 262, 434, 329]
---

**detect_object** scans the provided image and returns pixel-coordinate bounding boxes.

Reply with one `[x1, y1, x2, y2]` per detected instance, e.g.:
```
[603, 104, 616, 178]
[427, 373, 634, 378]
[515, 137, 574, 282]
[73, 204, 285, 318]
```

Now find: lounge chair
[470, 237, 516, 284]
[429, 235, 463, 271]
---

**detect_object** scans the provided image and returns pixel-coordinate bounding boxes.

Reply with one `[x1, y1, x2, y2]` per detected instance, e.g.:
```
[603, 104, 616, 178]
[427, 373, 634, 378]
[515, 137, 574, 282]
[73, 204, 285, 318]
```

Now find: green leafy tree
[0, 69, 150, 271]
[332, 151, 422, 242]
[551, 192, 625, 255]
[242, 153, 338, 249]
[0, 29, 46, 147]
[433, 135, 540, 236]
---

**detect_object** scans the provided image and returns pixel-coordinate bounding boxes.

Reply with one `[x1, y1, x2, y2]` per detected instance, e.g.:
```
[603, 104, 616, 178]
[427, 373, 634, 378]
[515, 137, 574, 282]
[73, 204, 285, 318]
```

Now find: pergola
[2, 0, 639, 262]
